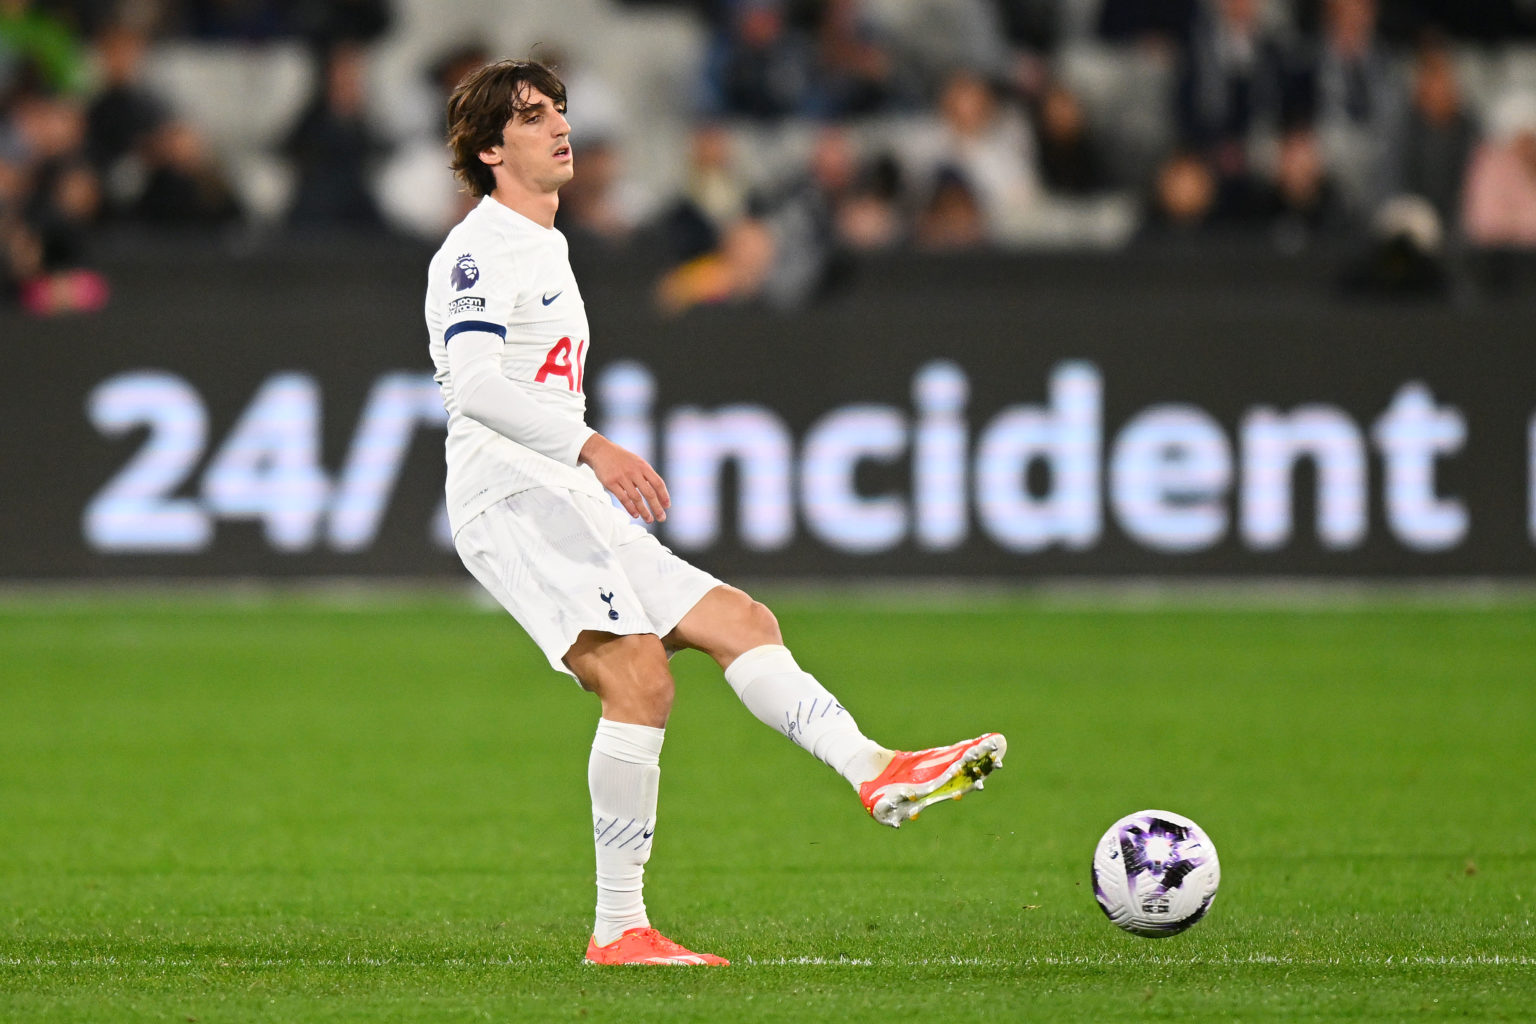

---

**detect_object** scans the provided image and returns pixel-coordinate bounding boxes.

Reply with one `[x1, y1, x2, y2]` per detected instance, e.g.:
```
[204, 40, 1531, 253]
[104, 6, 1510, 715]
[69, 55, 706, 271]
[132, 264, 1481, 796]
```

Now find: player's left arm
[447, 327, 596, 465]
[576, 433, 669, 524]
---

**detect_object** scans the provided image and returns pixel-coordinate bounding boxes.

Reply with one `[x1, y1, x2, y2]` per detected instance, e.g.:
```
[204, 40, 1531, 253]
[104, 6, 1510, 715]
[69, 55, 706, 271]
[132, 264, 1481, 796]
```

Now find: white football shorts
[453, 486, 724, 678]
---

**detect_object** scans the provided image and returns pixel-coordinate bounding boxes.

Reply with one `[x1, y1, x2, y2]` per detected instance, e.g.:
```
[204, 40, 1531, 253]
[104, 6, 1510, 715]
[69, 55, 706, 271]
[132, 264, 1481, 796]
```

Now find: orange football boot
[584, 927, 729, 966]
[859, 733, 1007, 827]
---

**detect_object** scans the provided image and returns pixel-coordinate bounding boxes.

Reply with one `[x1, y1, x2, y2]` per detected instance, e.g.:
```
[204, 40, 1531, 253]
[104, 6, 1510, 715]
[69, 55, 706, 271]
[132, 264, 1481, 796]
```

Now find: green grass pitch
[3, 592, 1533, 1021]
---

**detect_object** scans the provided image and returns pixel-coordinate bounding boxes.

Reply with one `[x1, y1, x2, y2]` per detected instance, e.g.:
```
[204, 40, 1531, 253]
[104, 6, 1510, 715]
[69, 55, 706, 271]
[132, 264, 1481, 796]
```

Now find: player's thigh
[454, 489, 658, 678]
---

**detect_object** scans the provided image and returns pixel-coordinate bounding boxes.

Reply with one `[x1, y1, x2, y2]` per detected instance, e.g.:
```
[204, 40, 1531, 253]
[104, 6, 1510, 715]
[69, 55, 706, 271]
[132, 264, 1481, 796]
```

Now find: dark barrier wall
[3, 241, 1534, 579]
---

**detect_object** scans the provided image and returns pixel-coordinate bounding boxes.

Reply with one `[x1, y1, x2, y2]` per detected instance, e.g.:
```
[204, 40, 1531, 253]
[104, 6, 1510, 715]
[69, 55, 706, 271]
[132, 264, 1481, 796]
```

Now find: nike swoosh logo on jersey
[542, 290, 563, 305]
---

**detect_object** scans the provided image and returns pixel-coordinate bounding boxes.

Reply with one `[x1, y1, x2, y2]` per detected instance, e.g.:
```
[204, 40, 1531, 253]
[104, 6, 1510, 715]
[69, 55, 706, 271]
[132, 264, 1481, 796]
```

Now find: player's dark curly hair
[446, 58, 568, 198]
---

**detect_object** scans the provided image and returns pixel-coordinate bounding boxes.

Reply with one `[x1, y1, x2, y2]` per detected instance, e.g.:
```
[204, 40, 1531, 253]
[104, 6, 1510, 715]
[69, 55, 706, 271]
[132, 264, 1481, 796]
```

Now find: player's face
[480, 86, 574, 196]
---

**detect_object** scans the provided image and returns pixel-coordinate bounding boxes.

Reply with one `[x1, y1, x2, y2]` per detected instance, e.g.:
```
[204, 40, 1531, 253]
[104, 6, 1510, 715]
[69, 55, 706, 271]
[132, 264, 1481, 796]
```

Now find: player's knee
[613, 670, 674, 724]
[586, 635, 672, 724]
[616, 636, 674, 709]
[569, 632, 675, 725]
[666, 587, 782, 667]
[739, 597, 782, 646]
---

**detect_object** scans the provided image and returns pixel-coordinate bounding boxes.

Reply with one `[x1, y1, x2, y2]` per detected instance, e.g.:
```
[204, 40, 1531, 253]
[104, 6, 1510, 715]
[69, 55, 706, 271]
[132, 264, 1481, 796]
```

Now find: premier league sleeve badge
[451, 254, 481, 291]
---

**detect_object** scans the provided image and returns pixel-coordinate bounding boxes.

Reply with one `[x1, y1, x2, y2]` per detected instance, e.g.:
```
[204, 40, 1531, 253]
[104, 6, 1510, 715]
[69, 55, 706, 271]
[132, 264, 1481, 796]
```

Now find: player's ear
[478, 144, 503, 168]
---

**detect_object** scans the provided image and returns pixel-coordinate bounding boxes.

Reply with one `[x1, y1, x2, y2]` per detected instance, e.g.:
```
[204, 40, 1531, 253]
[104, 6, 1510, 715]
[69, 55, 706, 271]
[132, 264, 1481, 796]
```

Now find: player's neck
[489, 186, 559, 229]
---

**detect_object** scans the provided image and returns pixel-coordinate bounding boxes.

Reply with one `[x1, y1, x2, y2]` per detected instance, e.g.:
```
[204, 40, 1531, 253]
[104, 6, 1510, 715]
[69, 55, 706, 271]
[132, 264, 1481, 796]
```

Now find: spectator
[913, 166, 986, 250]
[1259, 123, 1349, 251]
[698, 0, 915, 120]
[988, 0, 1057, 106]
[1174, 0, 1302, 188]
[1461, 92, 1536, 249]
[835, 150, 904, 250]
[0, 0, 87, 98]
[1, 88, 107, 312]
[654, 216, 775, 313]
[131, 120, 242, 227]
[654, 124, 859, 312]
[700, 0, 818, 120]
[1396, 32, 1478, 228]
[1306, 0, 1405, 215]
[282, 41, 388, 230]
[555, 135, 635, 248]
[1034, 79, 1109, 195]
[84, 22, 170, 210]
[811, 0, 911, 118]
[897, 68, 1044, 246]
[1139, 142, 1268, 238]
[651, 121, 750, 266]
[1140, 148, 1220, 237]
[788, 128, 908, 251]
[544, 45, 653, 244]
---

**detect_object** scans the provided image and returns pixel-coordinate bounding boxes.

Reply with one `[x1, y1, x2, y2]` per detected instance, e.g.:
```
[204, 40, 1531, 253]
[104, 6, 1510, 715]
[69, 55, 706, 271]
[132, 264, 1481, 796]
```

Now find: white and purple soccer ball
[1092, 809, 1220, 937]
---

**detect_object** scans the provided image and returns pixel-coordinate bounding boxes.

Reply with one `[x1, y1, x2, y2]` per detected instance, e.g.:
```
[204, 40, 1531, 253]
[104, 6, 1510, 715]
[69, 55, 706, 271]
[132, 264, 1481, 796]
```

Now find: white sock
[723, 644, 891, 788]
[588, 718, 665, 946]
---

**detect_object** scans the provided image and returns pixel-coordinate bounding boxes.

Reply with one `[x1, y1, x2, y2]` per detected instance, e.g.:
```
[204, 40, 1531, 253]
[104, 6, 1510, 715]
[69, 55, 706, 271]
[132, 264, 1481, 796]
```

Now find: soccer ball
[1092, 809, 1220, 937]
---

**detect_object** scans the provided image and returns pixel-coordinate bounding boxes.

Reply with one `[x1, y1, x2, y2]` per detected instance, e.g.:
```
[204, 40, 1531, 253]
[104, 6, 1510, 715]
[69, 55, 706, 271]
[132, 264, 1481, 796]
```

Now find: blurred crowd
[1, 0, 391, 312]
[6, 0, 1536, 314]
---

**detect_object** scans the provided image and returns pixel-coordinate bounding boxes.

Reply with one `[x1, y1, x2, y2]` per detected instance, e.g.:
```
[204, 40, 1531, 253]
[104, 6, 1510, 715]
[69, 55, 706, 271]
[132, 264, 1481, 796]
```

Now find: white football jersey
[426, 196, 605, 534]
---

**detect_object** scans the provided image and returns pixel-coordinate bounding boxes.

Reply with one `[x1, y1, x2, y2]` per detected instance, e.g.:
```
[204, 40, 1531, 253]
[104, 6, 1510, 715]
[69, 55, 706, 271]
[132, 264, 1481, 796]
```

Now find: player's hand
[578, 433, 670, 524]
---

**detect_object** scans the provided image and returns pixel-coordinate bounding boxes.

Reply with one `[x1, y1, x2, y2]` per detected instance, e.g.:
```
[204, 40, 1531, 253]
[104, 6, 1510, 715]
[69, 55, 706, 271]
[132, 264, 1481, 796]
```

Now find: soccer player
[425, 58, 1006, 967]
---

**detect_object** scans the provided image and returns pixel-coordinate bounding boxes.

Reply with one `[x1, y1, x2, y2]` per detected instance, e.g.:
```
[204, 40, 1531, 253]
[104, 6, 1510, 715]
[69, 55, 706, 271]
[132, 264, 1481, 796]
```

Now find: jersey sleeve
[437, 238, 516, 344]
[448, 331, 595, 466]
